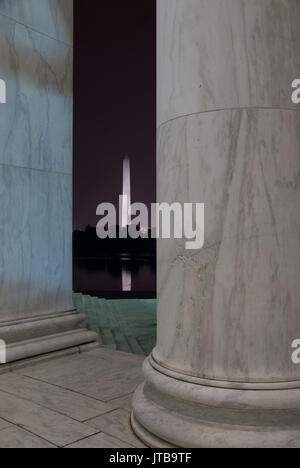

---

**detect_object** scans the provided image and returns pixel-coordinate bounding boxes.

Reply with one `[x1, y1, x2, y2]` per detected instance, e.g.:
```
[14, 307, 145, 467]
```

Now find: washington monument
[121, 155, 131, 228]
[121, 155, 132, 291]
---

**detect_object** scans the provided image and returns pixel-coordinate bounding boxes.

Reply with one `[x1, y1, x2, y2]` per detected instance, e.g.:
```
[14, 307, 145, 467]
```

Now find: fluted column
[132, 0, 300, 448]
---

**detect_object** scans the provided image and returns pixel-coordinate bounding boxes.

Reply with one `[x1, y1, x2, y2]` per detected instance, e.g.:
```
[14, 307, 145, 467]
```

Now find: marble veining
[154, 108, 300, 381]
[0, 14, 73, 174]
[133, 0, 300, 448]
[0, 0, 73, 45]
[0, 0, 97, 365]
[0, 165, 73, 320]
[157, 109, 300, 246]
[0, 0, 74, 324]
[158, 0, 300, 126]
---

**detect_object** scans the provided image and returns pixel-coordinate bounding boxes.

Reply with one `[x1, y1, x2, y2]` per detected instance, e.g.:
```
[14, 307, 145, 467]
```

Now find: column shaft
[132, 0, 300, 448]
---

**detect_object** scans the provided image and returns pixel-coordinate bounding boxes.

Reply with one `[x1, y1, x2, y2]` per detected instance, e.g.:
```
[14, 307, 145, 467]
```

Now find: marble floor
[0, 348, 146, 448]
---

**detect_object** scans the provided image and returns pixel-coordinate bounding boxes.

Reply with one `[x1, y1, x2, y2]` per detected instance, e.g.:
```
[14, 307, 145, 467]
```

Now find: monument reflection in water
[122, 155, 132, 292]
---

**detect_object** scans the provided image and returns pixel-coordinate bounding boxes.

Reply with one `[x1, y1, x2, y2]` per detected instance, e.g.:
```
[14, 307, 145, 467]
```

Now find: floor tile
[18, 348, 144, 382]
[0, 373, 112, 422]
[108, 393, 133, 412]
[86, 409, 146, 448]
[0, 390, 97, 447]
[66, 432, 133, 448]
[0, 349, 146, 448]
[55, 367, 142, 401]
[0, 426, 56, 448]
[0, 418, 11, 431]
[20, 351, 143, 401]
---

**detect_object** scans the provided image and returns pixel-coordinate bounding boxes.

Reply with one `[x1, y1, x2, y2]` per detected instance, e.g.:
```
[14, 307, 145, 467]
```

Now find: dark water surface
[73, 256, 156, 298]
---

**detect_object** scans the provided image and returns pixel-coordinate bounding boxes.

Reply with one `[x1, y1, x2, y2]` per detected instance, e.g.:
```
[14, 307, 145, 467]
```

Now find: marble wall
[0, 0, 73, 321]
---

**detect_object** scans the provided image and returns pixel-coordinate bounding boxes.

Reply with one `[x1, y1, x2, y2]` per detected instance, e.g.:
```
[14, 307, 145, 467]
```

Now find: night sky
[73, 1, 156, 231]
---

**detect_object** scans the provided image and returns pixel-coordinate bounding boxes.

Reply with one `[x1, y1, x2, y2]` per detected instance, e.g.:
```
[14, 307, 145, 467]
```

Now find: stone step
[87, 323, 104, 347]
[91, 297, 111, 328]
[99, 326, 116, 350]
[127, 336, 145, 356]
[79, 296, 115, 349]
[82, 296, 97, 326]
[111, 328, 131, 354]
[72, 292, 83, 311]
[72, 293, 156, 357]
[102, 301, 119, 330]
[136, 335, 155, 357]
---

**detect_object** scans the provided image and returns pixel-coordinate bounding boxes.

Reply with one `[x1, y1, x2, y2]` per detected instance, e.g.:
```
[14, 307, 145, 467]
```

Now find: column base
[131, 413, 175, 448]
[0, 310, 98, 366]
[132, 356, 300, 448]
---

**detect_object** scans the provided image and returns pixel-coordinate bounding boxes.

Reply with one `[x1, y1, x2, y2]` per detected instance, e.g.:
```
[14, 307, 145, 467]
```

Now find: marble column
[132, 0, 300, 448]
[0, 0, 96, 368]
